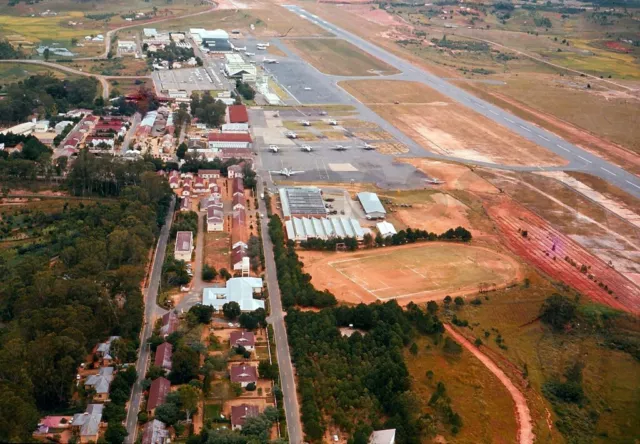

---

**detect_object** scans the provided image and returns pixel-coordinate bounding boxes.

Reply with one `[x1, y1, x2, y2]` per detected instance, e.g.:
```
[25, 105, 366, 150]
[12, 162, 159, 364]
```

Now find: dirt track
[444, 324, 535, 444]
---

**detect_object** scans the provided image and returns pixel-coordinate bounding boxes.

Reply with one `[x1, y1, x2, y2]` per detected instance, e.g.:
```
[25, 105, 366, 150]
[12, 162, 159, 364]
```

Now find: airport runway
[282, 5, 640, 198]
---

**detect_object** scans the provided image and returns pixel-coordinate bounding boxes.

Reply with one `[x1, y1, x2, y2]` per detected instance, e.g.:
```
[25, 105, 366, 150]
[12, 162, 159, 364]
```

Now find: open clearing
[286, 38, 400, 77]
[340, 80, 567, 167]
[299, 243, 521, 305]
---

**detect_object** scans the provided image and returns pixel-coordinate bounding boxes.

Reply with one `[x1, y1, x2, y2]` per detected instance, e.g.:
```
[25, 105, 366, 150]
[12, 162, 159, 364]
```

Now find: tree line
[0, 163, 173, 441]
[268, 215, 337, 308]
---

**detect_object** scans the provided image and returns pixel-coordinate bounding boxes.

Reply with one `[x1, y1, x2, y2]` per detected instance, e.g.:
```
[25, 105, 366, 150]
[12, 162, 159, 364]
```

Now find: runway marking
[577, 155, 592, 164]
[477, 104, 486, 109]
[626, 180, 640, 190]
[519, 125, 532, 133]
[504, 117, 515, 123]
[539, 135, 550, 142]
[601, 167, 617, 176]
[556, 144, 570, 152]
[489, 109, 499, 115]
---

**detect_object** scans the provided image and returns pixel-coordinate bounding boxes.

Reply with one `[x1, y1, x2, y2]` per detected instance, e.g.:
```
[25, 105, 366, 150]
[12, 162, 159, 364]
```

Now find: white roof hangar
[369, 429, 396, 444]
[285, 217, 365, 242]
[377, 221, 397, 237]
[357, 192, 386, 219]
[202, 277, 264, 312]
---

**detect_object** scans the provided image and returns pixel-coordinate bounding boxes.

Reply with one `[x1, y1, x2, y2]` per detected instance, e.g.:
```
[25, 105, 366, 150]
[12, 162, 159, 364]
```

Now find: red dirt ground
[487, 198, 640, 315]
[604, 41, 630, 53]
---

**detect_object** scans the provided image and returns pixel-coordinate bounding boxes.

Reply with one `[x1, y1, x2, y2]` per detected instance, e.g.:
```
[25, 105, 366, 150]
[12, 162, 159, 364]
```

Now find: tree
[363, 233, 374, 248]
[443, 295, 452, 305]
[219, 267, 232, 280]
[154, 402, 181, 426]
[454, 296, 465, 307]
[177, 384, 200, 422]
[43, 48, 50, 61]
[258, 360, 278, 380]
[188, 304, 214, 324]
[540, 294, 577, 331]
[146, 365, 166, 380]
[176, 142, 188, 159]
[426, 301, 438, 315]
[410, 343, 418, 355]
[169, 346, 199, 384]
[222, 301, 241, 320]
[202, 263, 217, 281]
[104, 423, 127, 444]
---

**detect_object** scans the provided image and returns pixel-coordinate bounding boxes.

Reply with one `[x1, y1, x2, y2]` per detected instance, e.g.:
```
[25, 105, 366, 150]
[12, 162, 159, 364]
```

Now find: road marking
[519, 125, 532, 133]
[489, 109, 499, 115]
[539, 135, 550, 142]
[504, 117, 515, 123]
[601, 167, 617, 176]
[578, 155, 592, 164]
[556, 144, 570, 152]
[626, 180, 640, 190]
[477, 104, 486, 109]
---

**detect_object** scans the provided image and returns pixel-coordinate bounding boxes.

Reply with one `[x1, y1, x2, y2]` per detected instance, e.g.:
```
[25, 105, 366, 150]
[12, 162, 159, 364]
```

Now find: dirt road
[444, 324, 535, 444]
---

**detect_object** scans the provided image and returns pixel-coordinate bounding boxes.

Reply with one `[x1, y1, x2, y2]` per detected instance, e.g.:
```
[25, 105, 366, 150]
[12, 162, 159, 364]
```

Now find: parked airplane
[285, 131, 298, 139]
[328, 119, 338, 126]
[270, 168, 304, 177]
[333, 144, 349, 151]
[245, 52, 255, 56]
[362, 143, 376, 150]
[234, 46, 247, 51]
[264, 58, 278, 64]
[425, 177, 445, 184]
[257, 42, 270, 47]
[301, 145, 312, 152]
[269, 145, 280, 153]
[300, 120, 311, 126]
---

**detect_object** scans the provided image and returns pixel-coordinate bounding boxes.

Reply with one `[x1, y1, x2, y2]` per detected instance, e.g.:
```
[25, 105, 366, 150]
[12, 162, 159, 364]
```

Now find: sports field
[299, 243, 521, 304]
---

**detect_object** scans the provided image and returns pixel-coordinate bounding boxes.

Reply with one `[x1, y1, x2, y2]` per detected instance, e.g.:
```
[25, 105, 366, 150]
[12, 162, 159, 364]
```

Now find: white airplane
[264, 58, 278, 64]
[285, 131, 298, 139]
[328, 119, 338, 126]
[234, 46, 247, 51]
[300, 120, 311, 126]
[270, 167, 304, 177]
[257, 45, 267, 50]
[304, 87, 312, 91]
[301, 144, 312, 152]
[269, 145, 280, 153]
[362, 142, 376, 150]
[333, 144, 349, 151]
[245, 52, 255, 56]
[257, 42, 270, 47]
[425, 177, 445, 185]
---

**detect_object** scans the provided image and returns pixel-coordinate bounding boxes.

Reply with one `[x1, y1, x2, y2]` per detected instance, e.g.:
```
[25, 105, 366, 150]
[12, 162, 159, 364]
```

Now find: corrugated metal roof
[341, 217, 354, 237]
[357, 192, 386, 215]
[302, 217, 315, 238]
[312, 218, 326, 240]
[331, 218, 345, 237]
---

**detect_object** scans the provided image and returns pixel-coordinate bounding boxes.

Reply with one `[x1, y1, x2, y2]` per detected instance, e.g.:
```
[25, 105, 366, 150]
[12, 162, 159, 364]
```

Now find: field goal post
[335, 243, 347, 252]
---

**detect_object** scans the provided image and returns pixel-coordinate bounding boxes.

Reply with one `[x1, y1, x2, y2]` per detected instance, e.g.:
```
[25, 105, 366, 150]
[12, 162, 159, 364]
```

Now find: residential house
[232, 177, 244, 196]
[209, 183, 221, 198]
[207, 207, 224, 232]
[369, 429, 396, 444]
[154, 342, 173, 371]
[181, 184, 192, 197]
[174, 231, 193, 261]
[160, 311, 179, 336]
[232, 193, 246, 211]
[199, 169, 220, 179]
[147, 377, 171, 415]
[142, 419, 169, 444]
[193, 176, 207, 194]
[71, 404, 104, 444]
[179, 197, 191, 212]
[229, 364, 258, 388]
[84, 367, 114, 402]
[202, 277, 264, 312]
[230, 404, 259, 431]
[227, 164, 244, 179]
[229, 331, 255, 352]
[95, 336, 120, 366]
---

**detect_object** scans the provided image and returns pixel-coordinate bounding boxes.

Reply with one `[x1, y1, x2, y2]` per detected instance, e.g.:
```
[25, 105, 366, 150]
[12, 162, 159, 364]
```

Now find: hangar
[279, 187, 327, 218]
[285, 216, 365, 242]
[357, 192, 386, 219]
[190, 28, 232, 52]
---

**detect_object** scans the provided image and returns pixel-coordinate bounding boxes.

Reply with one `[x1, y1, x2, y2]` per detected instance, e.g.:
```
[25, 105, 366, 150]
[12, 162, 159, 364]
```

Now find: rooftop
[202, 277, 263, 312]
[207, 132, 252, 143]
[229, 331, 256, 348]
[279, 187, 327, 218]
[229, 364, 258, 383]
[231, 404, 259, 428]
[357, 192, 386, 215]
[147, 377, 171, 411]
[71, 404, 103, 437]
[154, 342, 173, 370]
[369, 429, 396, 444]
[175, 231, 193, 253]
[228, 105, 249, 123]
[142, 419, 169, 444]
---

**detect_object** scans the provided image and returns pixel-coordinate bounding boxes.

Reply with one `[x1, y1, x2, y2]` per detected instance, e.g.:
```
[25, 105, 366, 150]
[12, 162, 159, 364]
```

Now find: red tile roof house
[230, 331, 255, 351]
[231, 404, 259, 431]
[147, 377, 171, 415]
[232, 193, 246, 211]
[227, 164, 244, 179]
[179, 197, 191, 212]
[181, 184, 192, 197]
[161, 311, 179, 336]
[199, 169, 220, 179]
[228, 105, 249, 124]
[207, 207, 224, 232]
[169, 174, 180, 189]
[232, 177, 244, 196]
[193, 176, 207, 193]
[229, 364, 258, 388]
[174, 231, 193, 262]
[154, 342, 173, 370]
[207, 132, 252, 150]
[209, 183, 221, 198]
[142, 419, 169, 444]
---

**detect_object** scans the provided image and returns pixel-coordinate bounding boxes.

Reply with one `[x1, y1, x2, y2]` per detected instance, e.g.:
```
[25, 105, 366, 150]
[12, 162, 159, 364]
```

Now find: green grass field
[287, 38, 400, 76]
[454, 272, 640, 443]
[405, 334, 519, 443]
[0, 63, 72, 84]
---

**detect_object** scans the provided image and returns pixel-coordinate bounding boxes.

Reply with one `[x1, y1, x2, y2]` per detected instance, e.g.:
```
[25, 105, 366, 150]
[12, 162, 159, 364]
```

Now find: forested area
[287, 302, 445, 443]
[0, 161, 172, 442]
[0, 74, 98, 124]
[0, 134, 55, 180]
[0, 39, 24, 59]
[268, 215, 337, 308]
[189, 91, 227, 127]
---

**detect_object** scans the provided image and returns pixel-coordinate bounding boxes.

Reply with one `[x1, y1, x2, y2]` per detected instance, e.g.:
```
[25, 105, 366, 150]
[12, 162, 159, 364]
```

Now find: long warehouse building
[285, 216, 366, 242]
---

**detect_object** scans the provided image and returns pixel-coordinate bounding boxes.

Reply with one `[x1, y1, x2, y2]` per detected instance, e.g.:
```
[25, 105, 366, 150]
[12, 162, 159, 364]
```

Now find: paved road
[256, 180, 304, 444]
[121, 112, 142, 154]
[283, 6, 640, 198]
[124, 197, 175, 444]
